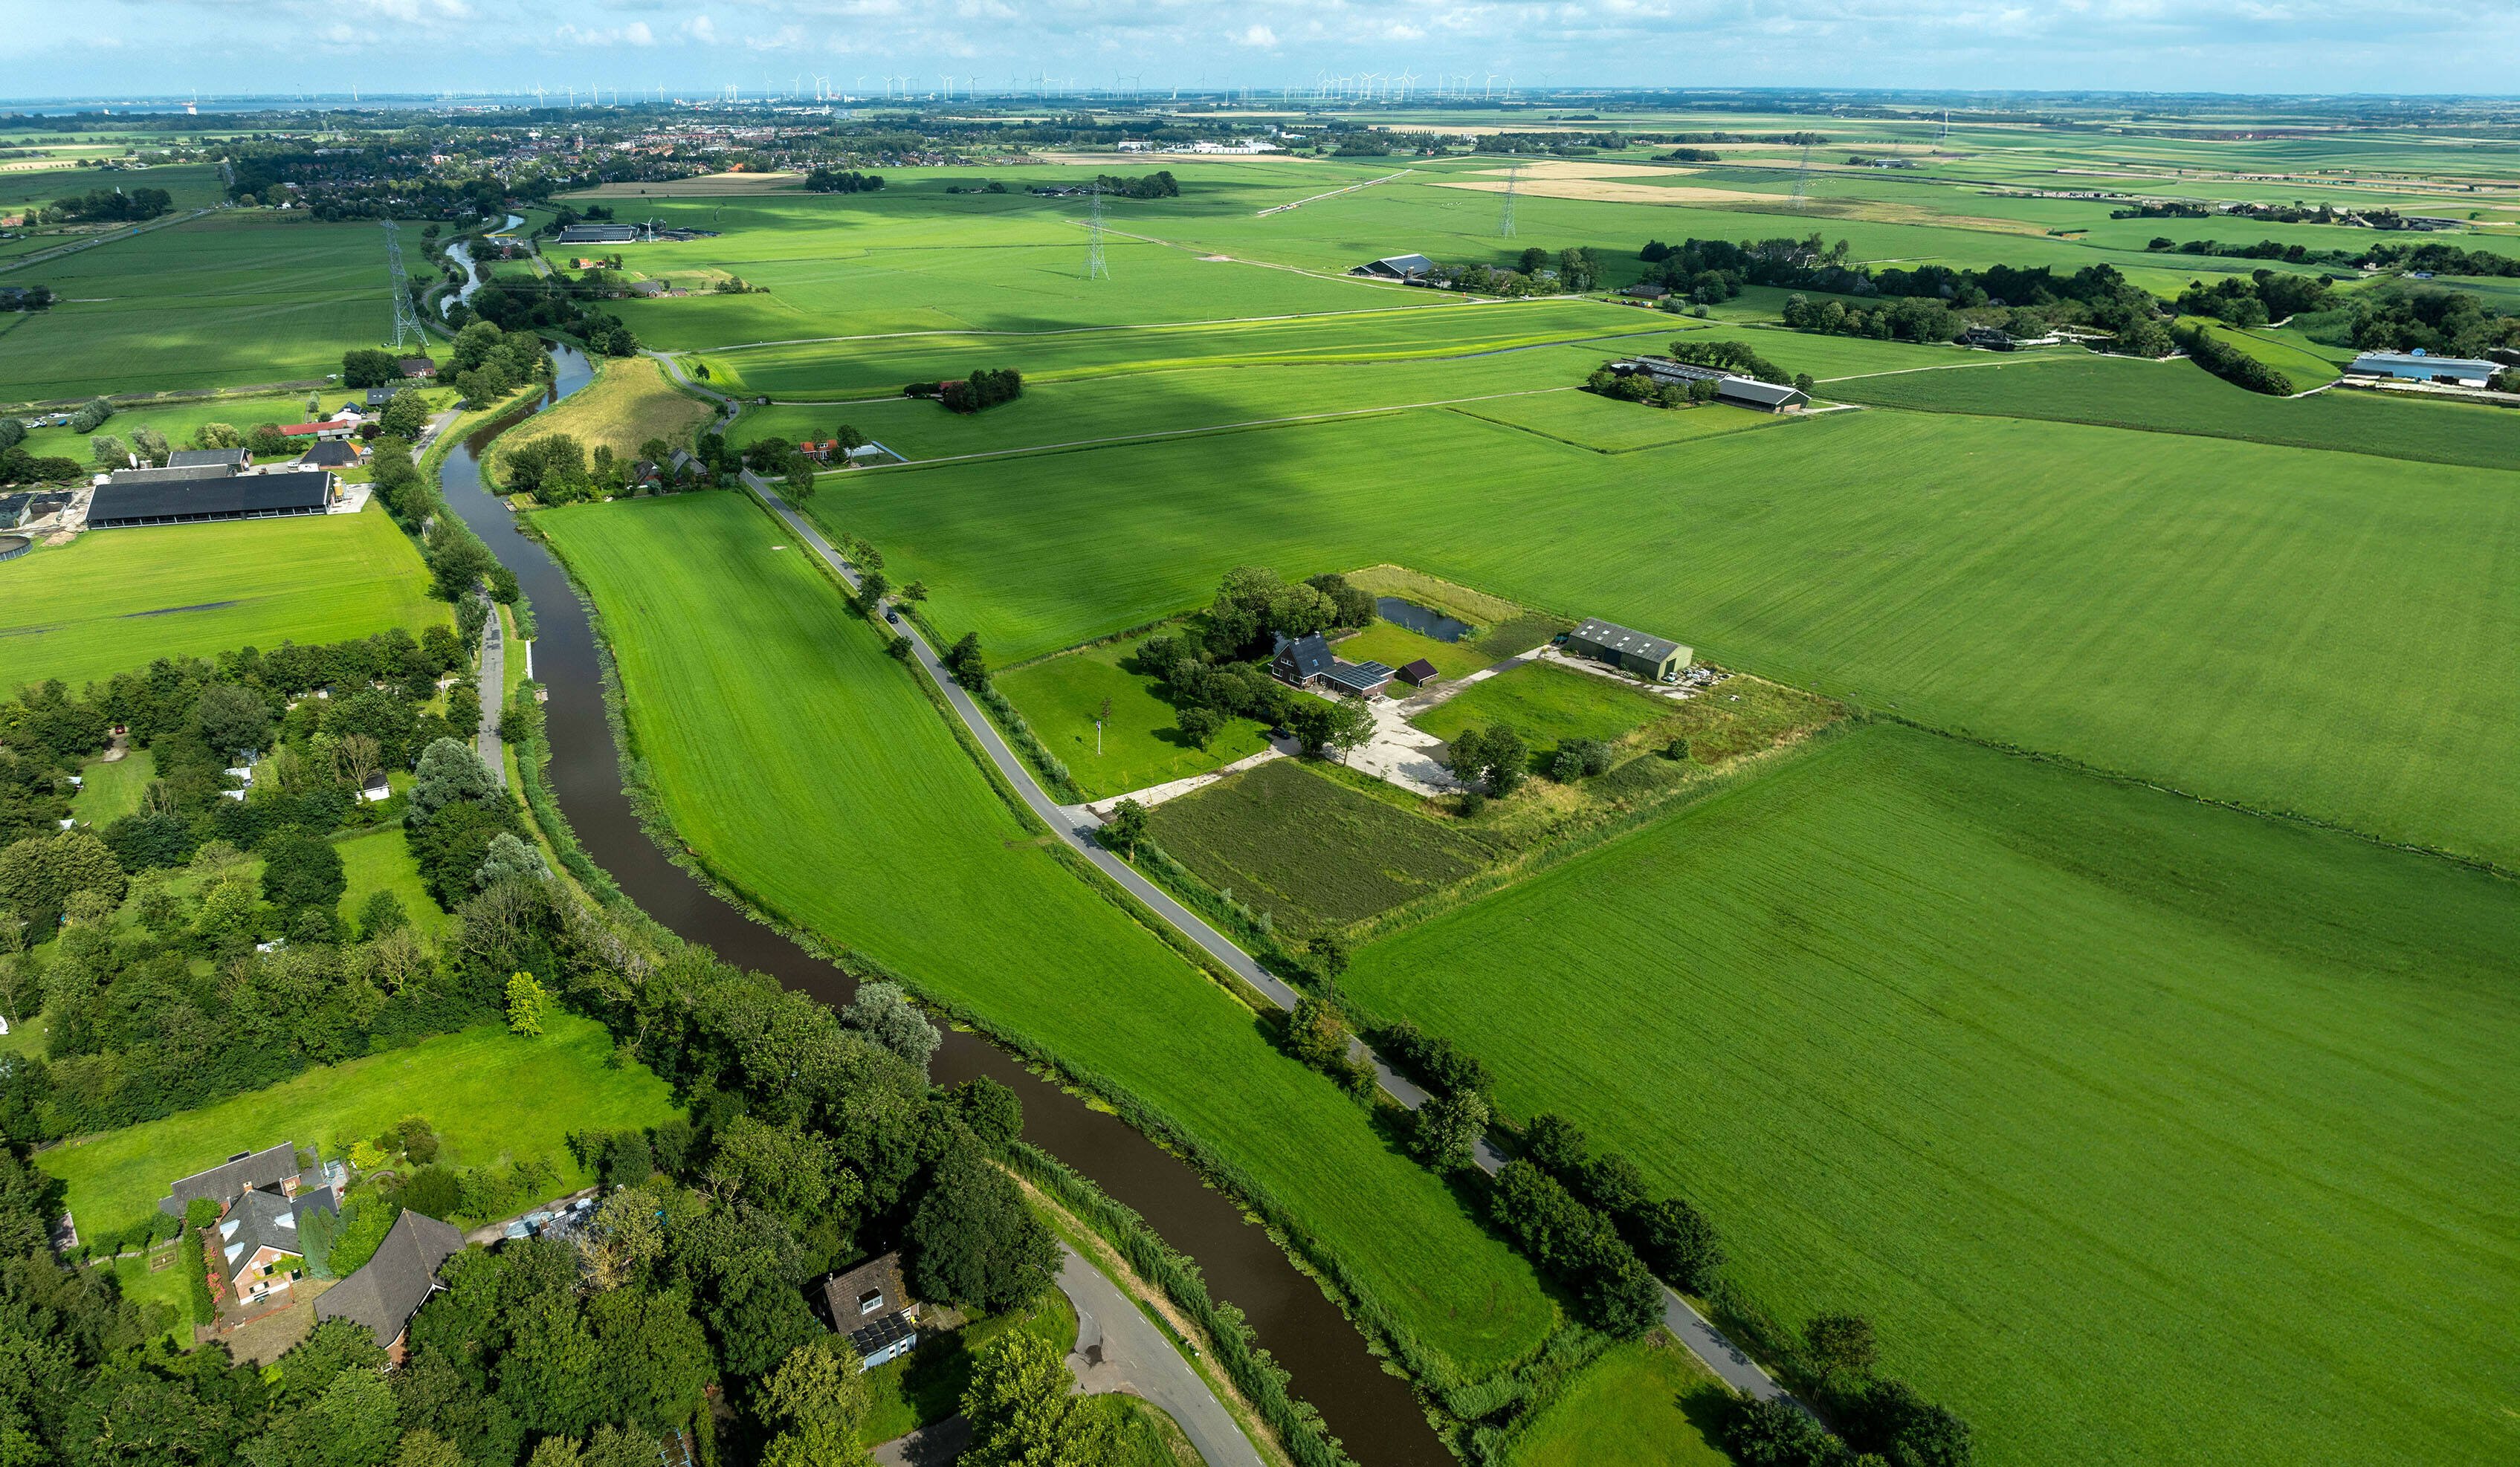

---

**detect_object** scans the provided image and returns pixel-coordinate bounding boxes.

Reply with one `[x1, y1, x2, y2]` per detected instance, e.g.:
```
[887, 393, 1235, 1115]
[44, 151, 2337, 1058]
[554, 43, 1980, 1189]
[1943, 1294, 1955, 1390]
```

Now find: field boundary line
[838, 387, 1582, 471]
[1256, 168, 1416, 216]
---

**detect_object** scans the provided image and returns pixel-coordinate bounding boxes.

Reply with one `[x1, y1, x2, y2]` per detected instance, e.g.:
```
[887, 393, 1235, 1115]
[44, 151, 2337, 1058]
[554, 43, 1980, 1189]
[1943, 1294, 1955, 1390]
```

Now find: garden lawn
[332, 825, 447, 936]
[1346, 724, 2520, 1467]
[534, 491, 1551, 1378]
[1502, 1340, 1734, 1467]
[38, 1015, 682, 1246]
[814, 406, 2520, 867]
[993, 632, 1272, 801]
[71, 749, 153, 825]
[1333, 621, 1496, 682]
[859, 1286, 1077, 1445]
[1412, 662, 1676, 749]
[0, 508, 445, 692]
[1147, 759, 1492, 936]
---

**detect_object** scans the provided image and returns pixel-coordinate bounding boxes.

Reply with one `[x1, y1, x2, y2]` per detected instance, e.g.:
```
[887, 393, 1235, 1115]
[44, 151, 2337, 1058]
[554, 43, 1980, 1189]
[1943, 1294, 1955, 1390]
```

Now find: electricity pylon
[382, 219, 422, 349]
[1085, 185, 1109, 279]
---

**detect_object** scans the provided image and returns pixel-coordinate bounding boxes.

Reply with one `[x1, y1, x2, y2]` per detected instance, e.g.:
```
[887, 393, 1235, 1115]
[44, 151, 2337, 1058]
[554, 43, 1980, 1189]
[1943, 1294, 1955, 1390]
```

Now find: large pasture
[813, 403, 2520, 865]
[0, 508, 445, 692]
[1347, 725, 2520, 1467]
[535, 490, 1554, 1377]
[0, 213, 395, 402]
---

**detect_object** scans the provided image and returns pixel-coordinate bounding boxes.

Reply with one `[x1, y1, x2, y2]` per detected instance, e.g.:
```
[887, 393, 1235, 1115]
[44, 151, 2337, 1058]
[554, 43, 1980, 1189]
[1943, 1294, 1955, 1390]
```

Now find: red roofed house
[279, 420, 358, 442]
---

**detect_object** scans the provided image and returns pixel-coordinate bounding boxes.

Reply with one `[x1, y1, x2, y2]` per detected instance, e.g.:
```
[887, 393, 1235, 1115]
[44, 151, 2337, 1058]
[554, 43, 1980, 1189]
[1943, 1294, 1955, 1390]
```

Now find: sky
[16, 0, 2520, 102]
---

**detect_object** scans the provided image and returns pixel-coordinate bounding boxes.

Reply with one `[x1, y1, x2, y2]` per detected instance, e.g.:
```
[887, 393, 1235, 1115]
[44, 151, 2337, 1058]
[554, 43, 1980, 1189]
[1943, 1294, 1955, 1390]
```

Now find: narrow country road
[673, 353, 1797, 1409]
[475, 601, 505, 785]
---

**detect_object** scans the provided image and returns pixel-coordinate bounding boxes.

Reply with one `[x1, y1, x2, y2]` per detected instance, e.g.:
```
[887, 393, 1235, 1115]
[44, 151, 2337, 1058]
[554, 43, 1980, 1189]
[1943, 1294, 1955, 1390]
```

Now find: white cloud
[555, 18, 656, 45]
[1233, 23, 1276, 48]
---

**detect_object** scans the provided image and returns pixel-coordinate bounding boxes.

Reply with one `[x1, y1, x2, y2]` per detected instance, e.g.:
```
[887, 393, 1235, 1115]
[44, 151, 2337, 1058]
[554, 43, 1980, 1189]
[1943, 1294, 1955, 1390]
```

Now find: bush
[1724, 1396, 1838, 1467]
[1373, 1019, 1491, 1098]
[1487, 1161, 1662, 1336]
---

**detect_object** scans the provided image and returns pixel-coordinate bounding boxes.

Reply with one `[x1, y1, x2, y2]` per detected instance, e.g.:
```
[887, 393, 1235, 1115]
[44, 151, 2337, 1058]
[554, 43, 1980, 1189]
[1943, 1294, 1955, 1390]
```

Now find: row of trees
[2171, 270, 2333, 328]
[2170, 323, 2294, 396]
[36, 186, 172, 223]
[801, 168, 885, 193]
[1092, 170, 1180, 198]
[905, 368, 1024, 413]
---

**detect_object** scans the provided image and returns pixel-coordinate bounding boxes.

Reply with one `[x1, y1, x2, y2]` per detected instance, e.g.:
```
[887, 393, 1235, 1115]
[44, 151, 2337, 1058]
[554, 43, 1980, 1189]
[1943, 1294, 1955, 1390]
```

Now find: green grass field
[1147, 759, 1492, 935]
[2200, 320, 2339, 394]
[71, 748, 153, 824]
[814, 406, 2520, 866]
[534, 490, 1552, 1377]
[1347, 724, 2520, 1467]
[1826, 351, 2520, 470]
[1412, 662, 1677, 750]
[332, 825, 449, 934]
[0, 213, 396, 402]
[993, 632, 1273, 800]
[1502, 1341, 1732, 1467]
[1331, 621, 1497, 682]
[14, 388, 439, 466]
[0, 508, 445, 692]
[38, 1016, 683, 1245]
[1445, 392, 1789, 453]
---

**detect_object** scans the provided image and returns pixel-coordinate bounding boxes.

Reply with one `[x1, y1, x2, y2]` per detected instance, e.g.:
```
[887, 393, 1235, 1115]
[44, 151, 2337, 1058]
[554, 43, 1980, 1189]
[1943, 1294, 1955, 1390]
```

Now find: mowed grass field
[39, 1016, 682, 1244]
[815, 404, 2520, 865]
[1502, 1340, 1732, 1467]
[0, 213, 396, 402]
[1826, 351, 2520, 470]
[1346, 724, 2520, 1467]
[993, 631, 1273, 800]
[0, 508, 446, 691]
[485, 356, 715, 484]
[534, 491, 1553, 1376]
[1412, 662, 1677, 749]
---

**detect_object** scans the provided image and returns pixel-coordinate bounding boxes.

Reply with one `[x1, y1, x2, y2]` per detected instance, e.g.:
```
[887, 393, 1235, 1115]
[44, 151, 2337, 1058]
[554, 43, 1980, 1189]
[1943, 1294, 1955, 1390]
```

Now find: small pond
[1377, 595, 1473, 643]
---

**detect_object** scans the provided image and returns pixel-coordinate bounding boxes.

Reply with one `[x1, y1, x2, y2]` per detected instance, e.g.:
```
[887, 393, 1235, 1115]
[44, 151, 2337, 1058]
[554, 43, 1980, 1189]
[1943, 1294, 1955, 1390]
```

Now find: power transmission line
[1789, 142, 1814, 209]
[1499, 161, 1518, 237]
[381, 219, 422, 349]
[1085, 184, 1108, 279]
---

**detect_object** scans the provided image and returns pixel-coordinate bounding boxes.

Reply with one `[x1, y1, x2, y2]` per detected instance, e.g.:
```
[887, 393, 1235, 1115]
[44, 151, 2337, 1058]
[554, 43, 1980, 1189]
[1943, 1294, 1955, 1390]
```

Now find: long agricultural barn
[2345, 351, 2500, 386]
[87, 470, 337, 528]
[1565, 619, 1692, 681]
[1609, 357, 1811, 412]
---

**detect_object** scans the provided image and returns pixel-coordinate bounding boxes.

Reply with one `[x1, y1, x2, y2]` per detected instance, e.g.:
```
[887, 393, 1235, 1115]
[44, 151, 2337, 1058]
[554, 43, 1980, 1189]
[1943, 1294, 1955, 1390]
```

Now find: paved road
[476, 603, 505, 785]
[870, 1243, 1262, 1467]
[675, 352, 1800, 1410]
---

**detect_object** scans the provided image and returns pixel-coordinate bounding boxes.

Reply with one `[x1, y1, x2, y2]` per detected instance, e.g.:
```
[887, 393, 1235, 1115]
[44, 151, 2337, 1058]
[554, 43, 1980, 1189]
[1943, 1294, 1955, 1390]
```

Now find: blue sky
[18, 0, 2520, 101]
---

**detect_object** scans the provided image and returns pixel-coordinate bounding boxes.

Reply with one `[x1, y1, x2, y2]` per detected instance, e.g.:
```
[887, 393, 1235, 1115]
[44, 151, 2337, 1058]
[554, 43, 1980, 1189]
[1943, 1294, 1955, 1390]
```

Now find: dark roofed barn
[315, 1210, 466, 1349]
[1352, 253, 1441, 282]
[297, 440, 361, 468]
[1564, 618, 1692, 682]
[1398, 658, 1441, 687]
[88, 470, 335, 528]
[103, 462, 239, 486]
[556, 223, 640, 245]
[161, 1143, 300, 1217]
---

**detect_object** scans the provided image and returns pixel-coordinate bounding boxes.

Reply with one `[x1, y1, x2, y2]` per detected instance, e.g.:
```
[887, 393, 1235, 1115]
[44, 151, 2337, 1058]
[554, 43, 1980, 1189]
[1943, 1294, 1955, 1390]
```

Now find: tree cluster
[1487, 1161, 1663, 1335]
[801, 168, 885, 193]
[2171, 270, 2333, 328]
[1724, 1333, 1975, 1467]
[1442, 725, 1529, 796]
[2169, 323, 2294, 395]
[0, 284, 53, 312]
[2338, 285, 2520, 358]
[39, 187, 172, 223]
[1092, 170, 1180, 199]
[1521, 1113, 1723, 1295]
[1127, 568, 1379, 757]
[937, 367, 1023, 414]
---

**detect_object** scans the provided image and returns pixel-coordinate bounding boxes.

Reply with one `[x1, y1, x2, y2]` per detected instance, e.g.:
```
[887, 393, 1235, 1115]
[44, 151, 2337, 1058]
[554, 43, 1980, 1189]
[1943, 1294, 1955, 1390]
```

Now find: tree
[943, 632, 987, 686]
[344, 349, 402, 387]
[0, 831, 126, 933]
[1446, 725, 1529, 795]
[506, 971, 551, 1037]
[260, 832, 347, 914]
[475, 832, 551, 888]
[378, 390, 430, 438]
[589, 1285, 713, 1432]
[1099, 799, 1149, 858]
[839, 980, 940, 1073]
[1806, 1312, 1878, 1383]
[960, 1332, 1112, 1467]
[908, 1141, 1058, 1313]
[784, 457, 816, 501]
[1307, 931, 1348, 984]
[1283, 994, 1352, 1072]
[1724, 1396, 1838, 1467]
[1176, 706, 1223, 750]
[1409, 1088, 1490, 1172]
[1629, 1195, 1724, 1293]
[952, 1077, 1024, 1149]
[409, 738, 498, 824]
[758, 1338, 873, 1467]
[194, 682, 271, 760]
[855, 569, 890, 615]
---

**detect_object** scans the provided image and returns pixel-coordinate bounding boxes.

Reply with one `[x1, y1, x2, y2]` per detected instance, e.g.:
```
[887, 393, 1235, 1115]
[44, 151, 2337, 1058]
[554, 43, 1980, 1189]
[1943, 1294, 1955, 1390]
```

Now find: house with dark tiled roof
[316, 1210, 466, 1350]
[818, 1252, 922, 1370]
[1271, 632, 1334, 687]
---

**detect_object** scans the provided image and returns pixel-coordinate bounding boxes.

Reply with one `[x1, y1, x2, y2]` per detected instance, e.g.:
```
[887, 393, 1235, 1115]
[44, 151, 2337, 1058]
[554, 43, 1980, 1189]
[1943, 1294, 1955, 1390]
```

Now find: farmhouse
[2346, 350, 2499, 387]
[1564, 618, 1692, 682]
[555, 222, 641, 245]
[278, 419, 358, 442]
[817, 1252, 922, 1370]
[159, 1143, 303, 1216]
[1271, 632, 1334, 687]
[316, 1209, 467, 1350]
[88, 470, 336, 528]
[158, 1143, 343, 1309]
[297, 439, 365, 469]
[398, 358, 438, 378]
[1351, 253, 1443, 282]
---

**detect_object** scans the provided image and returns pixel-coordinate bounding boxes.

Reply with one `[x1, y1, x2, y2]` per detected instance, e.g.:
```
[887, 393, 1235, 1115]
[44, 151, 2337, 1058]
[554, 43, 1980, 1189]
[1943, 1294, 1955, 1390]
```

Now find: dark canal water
[1374, 598, 1473, 644]
[437, 349, 1451, 1467]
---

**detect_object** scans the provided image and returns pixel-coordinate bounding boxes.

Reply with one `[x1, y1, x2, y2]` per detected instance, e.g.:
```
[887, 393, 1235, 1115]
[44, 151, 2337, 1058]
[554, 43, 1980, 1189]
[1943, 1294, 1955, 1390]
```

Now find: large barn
[87, 470, 336, 528]
[1564, 619, 1692, 682]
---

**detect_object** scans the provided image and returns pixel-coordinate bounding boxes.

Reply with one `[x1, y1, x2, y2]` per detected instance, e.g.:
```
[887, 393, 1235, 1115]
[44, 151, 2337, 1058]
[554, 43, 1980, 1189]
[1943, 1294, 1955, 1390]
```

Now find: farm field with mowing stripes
[0, 213, 398, 402]
[1500, 1340, 1733, 1467]
[1411, 661, 1679, 749]
[697, 295, 1653, 399]
[1443, 391, 1788, 452]
[814, 404, 2520, 865]
[1826, 351, 2520, 470]
[2199, 320, 2340, 393]
[1345, 723, 2520, 1467]
[534, 490, 1554, 1377]
[0, 508, 447, 692]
